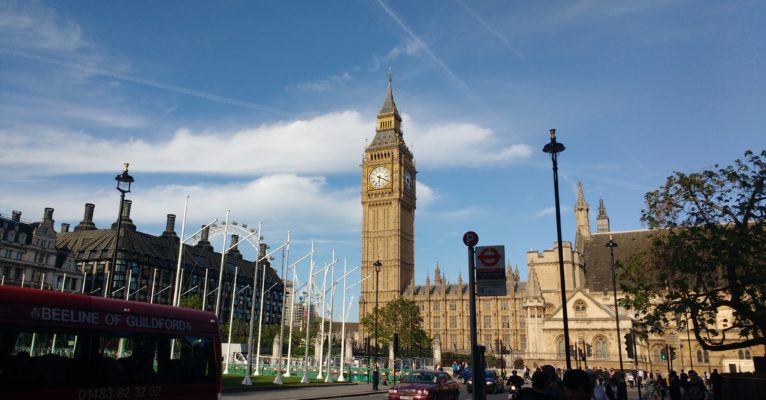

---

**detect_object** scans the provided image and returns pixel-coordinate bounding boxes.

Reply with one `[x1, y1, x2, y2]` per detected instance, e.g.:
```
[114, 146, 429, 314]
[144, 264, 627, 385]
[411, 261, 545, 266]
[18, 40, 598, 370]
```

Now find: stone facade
[0, 208, 79, 290]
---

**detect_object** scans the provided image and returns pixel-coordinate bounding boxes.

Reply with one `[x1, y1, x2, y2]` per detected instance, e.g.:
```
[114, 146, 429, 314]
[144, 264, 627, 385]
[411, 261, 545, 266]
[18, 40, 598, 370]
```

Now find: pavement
[223, 382, 388, 400]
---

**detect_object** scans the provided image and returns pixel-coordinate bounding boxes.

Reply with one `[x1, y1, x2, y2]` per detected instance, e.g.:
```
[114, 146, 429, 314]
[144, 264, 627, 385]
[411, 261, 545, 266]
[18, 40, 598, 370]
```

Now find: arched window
[556, 337, 565, 359]
[574, 300, 587, 317]
[745, 350, 751, 359]
[594, 336, 609, 359]
[738, 350, 744, 359]
[697, 349, 710, 363]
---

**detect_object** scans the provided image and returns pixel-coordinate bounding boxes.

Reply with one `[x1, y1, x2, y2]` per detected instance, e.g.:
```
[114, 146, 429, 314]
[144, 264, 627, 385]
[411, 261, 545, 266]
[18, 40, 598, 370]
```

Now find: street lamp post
[606, 235, 625, 373]
[373, 259, 381, 391]
[542, 129, 572, 370]
[110, 163, 134, 299]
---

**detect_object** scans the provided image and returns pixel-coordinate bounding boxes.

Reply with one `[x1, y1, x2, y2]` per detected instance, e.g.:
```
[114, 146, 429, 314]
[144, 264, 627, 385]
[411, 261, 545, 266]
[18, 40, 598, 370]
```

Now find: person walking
[683, 370, 709, 400]
[668, 370, 682, 400]
[709, 369, 722, 400]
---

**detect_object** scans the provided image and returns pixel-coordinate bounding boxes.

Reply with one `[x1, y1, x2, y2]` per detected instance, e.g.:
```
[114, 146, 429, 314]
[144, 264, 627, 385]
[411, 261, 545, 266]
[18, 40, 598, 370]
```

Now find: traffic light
[669, 345, 676, 360]
[660, 347, 668, 360]
[624, 333, 634, 359]
[393, 334, 399, 354]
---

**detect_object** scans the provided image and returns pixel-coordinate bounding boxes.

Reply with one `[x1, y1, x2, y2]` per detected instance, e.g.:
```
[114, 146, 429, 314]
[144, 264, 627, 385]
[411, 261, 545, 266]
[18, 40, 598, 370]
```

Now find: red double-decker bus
[0, 286, 222, 400]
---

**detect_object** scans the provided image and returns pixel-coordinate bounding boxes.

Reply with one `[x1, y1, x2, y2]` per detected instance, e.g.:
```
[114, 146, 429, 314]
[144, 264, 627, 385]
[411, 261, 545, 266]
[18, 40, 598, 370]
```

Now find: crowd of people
[448, 360, 724, 400]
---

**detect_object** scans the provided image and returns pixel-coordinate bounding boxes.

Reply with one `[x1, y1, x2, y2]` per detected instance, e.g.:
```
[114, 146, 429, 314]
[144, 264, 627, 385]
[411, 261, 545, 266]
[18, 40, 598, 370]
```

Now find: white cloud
[1, 174, 361, 236]
[0, 1, 87, 52]
[289, 72, 354, 93]
[407, 118, 533, 167]
[0, 111, 532, 176]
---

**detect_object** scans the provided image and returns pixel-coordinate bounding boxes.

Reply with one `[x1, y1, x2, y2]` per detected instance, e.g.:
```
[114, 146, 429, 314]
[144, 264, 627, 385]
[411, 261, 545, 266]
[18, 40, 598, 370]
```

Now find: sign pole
[464, 231, 485, 400]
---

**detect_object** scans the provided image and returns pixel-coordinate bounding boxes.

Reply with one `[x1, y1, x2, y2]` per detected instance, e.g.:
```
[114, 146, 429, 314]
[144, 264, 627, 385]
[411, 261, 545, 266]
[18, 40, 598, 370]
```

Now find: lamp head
[115, 163, 134, 194]
[543, 129, 565, 154]
[373, 259, 382, 272]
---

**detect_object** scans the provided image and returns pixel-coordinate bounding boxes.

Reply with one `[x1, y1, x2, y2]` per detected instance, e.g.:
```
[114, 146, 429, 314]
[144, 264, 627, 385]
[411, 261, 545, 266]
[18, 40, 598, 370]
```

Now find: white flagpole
[324, 260, 337, 383]
[81, 272, 87, 294]
[274, 232, 292, 384]
[285, 268, 298, 377]
[149, 269, 157, 304]
[339, 294, 354, 382]
[316, 261, 329, 379]
[201, 268, 209, 310]
[124, 269, 131, 300]
[172, 195, 189, 306]
[242, 222, 262, 386]
[40, 273, 45, 290]
[301, 241, 316, 384]
[214, 210, 230, 318]
[61, 273, 67, 292]
[224, 266, 239, 374]
[338, 259, 348, 381]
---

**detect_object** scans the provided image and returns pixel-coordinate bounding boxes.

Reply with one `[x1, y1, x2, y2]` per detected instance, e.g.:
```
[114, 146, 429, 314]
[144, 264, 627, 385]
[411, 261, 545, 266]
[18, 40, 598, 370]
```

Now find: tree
[621, 150, 765, 353]
[360, 298, 432, 356]
[178, 294, 202, 310]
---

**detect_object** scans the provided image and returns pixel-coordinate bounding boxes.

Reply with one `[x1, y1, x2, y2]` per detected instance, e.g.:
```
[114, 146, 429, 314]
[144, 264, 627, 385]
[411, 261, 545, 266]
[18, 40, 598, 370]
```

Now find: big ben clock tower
[359, 75, 416, 323]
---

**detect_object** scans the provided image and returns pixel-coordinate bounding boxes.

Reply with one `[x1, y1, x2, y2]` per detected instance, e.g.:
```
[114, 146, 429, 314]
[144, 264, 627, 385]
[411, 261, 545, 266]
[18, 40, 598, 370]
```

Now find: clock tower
[359, 75, 416, 323]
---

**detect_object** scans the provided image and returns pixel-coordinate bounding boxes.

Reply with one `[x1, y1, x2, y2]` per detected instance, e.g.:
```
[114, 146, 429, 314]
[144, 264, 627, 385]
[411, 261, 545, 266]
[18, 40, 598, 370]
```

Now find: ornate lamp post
[606, 235, 625, 373]
[373, 259, 382, 391]
[542, 129, 572, 369]
[109, 163, 134, 299]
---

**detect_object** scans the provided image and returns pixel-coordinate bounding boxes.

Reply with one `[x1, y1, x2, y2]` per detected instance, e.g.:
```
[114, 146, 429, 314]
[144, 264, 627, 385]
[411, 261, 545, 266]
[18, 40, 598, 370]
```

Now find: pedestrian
[709, 369, 722, 400]
[668, 370, 682, 400]
[524, 365, 531, 382]
[605, 376, 621, 400]
[646, 375, 658, 400]
[656, 373, 667, 400]
[517, 370, 557, 400]
[563, 369, 594, 400]
[683, 370, 709, 400]
[627, 371, 635, 388]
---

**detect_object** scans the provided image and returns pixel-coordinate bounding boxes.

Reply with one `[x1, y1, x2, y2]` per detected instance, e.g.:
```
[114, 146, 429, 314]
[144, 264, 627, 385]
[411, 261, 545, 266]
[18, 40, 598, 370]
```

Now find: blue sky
[1, 0, 764, 321]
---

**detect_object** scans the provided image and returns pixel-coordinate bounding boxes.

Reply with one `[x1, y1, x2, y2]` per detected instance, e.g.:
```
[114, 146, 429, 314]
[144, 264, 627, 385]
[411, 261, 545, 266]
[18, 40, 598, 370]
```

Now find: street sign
[475, 245, 506, 296]
[463, 231, 478, 247]
[475, 246, 505, 280]
[477, 279, 507, 296]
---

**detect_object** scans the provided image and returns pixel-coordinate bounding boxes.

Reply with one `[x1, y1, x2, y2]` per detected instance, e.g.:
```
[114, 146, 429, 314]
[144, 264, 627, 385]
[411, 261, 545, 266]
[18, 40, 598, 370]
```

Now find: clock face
[404, 170, 414, 192]
[369, 166, 390, 189]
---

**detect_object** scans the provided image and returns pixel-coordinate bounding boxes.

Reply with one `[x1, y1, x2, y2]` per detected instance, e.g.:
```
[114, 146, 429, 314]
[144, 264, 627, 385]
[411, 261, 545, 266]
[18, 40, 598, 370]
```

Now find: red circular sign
[463, 231, 478, 247]
[478, 247, 501, 267]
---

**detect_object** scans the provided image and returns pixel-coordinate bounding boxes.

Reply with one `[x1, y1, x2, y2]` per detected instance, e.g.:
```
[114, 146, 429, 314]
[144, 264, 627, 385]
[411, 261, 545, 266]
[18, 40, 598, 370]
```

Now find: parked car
[387, 370, 460, 400]
[467, 370, 505, 394]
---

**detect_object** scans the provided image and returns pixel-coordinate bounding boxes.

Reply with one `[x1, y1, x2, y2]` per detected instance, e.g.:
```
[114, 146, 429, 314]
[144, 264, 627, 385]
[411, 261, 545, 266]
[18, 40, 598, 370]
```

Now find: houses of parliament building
[358, 78, 758, 372]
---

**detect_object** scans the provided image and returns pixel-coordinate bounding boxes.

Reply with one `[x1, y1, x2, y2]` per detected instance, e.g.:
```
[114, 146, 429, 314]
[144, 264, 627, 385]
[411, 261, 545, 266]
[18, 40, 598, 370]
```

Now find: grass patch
[222, 374, 358, 388]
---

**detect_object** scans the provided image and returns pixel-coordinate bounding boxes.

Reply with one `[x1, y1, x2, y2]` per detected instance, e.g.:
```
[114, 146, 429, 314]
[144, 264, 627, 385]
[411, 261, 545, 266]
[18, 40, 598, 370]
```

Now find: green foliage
[179, 294, 202, 310]
[621, 150, 766, 353]
[360, 298, 432, 356]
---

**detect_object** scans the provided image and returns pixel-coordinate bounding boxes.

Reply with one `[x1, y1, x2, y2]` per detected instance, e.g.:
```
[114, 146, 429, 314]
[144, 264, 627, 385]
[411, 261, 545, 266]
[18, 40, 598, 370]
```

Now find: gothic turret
[574, 182, 591, 239]
[596, 198, 610, 233]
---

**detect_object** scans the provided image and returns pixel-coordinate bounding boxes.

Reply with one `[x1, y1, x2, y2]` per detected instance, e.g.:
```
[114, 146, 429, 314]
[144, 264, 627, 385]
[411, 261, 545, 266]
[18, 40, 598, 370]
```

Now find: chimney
[196, 225, 213, 251]
[75, 203, 97, 231]
[165, 214, 176, 233]
[61, 223, 70, 233]
[11, 210, 21, 222]
[228, 234, 242, 259]
[43, 207, 54, 221]
[111, 199, 136, 231]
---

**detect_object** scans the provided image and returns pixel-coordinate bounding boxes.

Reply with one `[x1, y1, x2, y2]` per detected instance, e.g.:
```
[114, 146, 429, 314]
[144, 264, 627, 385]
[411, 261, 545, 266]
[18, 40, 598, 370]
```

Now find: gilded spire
[378, 69, 399, 117]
